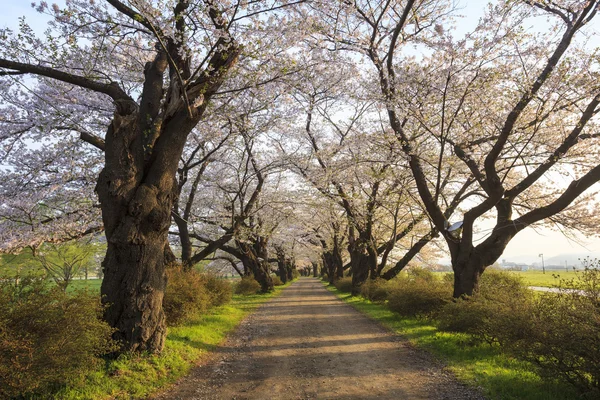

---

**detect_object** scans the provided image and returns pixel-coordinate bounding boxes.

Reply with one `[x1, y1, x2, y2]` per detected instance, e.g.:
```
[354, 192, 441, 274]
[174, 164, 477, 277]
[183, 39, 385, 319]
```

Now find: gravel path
[153, 278, 485, 400]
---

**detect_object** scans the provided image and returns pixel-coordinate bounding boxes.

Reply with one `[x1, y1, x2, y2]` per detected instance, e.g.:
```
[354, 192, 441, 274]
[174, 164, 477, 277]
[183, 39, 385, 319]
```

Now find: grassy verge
[57, 282, 292, 399]
[323, 282, 578, 400]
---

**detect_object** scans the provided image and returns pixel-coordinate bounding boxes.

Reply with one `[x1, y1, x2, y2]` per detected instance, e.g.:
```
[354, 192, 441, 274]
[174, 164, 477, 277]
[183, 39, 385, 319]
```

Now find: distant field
[432, 269, 580, 288]
[507, 270, 578, 287]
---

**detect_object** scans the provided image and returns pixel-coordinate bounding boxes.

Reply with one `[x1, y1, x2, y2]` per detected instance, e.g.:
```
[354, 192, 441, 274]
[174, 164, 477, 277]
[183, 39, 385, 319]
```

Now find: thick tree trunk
[451, 235, 509, 297]
[287, 258, 294, 281]
[238, 240, 274, 292]
[275, 247, 288, 284]
[452, 258, 483, 298]
[97, 112, 183, 353]
[312, 262, 318, 277]
[349, 239, 377, 295]
[277, 258, 288, 284]
[98, 173, 175, 353]
[333, 241, 344, 280]
[322, 251, 335, 284]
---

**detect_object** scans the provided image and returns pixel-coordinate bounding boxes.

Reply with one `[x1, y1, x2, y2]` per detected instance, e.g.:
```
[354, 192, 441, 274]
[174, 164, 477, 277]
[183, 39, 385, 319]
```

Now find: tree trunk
[451, 235, 509, 297]
[173, 214, 193, 269]
[275, 247, 288, 284]
[349, 239, 377, 295]
[97, 112, 184, 353]
[312, 262, 318, 277]
[277, 258, 288, 284]
[452, 258, 483, 298]
[237, 240, 274, 292]
[98, 174, 175, 353]
[287, 258, 294, 281]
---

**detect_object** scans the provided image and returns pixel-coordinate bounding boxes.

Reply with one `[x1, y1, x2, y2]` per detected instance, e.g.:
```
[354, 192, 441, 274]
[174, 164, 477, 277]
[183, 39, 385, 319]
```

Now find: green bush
[509, 266, 600, 396]
[437, 267, 600, 396]
[292, 269, 300, 280]
[437, 270, 534, 345]
[321, 273, 329, 282]
[360, 278, 389, 302]
[0, 275, 116, 398]
[271, 275, 284, 286]
[164, 267, 212, 326]
[334, 276, 353, 293]
[387, 267, 452, 317]
[234, 276, 262, 295]
[203, 273, 233, 306]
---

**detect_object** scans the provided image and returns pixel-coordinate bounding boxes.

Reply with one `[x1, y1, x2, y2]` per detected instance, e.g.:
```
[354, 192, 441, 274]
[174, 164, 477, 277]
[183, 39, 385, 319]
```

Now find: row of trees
[1, 0, 599, 353]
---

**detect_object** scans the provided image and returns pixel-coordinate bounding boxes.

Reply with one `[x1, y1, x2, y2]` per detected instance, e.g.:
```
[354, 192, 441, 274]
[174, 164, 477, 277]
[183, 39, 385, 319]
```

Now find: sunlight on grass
[507, 270, 577, 288]
[325, 283, 578, 400]
[57, 282, 291, 400]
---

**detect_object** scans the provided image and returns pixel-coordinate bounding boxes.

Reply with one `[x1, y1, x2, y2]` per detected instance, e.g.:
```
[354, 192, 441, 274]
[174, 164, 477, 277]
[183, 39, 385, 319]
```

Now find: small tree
[35, 240, 96, 291]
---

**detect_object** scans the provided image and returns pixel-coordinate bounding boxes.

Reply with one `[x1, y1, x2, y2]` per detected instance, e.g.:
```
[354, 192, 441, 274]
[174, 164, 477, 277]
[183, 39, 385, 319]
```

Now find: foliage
[234, 276, 262, 295]
[0, 248, 44, 278]
[0, 275, 116, 399]
[35, 239, 98, 291]
[164, 267, 212, 326]
[333, 277, 353, 293]
[292, 269, 300, 280]
[271, 275, 284, 286]
[203, 274, 233, 307]
[437, 267, 600, 396]
[163, 267, 233, 326]
[386, 268, 452, 317]
[507, 265, 600, 397]
[437, 270, 534, 345]
[360, 278, 390, 302]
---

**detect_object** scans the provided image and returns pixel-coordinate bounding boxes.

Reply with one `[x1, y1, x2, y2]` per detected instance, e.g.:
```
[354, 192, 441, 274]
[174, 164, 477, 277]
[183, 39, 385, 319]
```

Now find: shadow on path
[153, 278, 484, 400]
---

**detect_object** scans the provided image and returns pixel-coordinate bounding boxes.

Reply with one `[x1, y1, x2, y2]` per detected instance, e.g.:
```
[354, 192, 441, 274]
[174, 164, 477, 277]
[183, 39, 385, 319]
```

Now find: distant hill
[501, 252, 600, 269]
[544, 252, 600, 268]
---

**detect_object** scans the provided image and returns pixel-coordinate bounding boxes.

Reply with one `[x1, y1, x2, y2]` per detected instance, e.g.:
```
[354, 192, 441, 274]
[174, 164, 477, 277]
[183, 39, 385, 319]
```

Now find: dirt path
[154, 278, 484, 400]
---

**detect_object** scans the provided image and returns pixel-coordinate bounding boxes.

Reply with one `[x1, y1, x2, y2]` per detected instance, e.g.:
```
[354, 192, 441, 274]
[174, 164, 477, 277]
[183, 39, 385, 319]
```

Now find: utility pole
[539, 253, 545, 274]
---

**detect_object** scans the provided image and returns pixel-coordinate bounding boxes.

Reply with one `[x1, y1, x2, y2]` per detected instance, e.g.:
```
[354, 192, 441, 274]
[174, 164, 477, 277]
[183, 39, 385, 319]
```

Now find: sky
[2, 0, 600, 262]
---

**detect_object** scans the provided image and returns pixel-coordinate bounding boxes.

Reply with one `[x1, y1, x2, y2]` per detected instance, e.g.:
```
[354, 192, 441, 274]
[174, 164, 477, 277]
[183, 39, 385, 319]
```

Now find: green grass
[433, 270, 580, 288]
[56, 282, 291, 399]
[67, 279, 103, 293]
[323, 281, 579, 400]
[506, 270, 577, 288]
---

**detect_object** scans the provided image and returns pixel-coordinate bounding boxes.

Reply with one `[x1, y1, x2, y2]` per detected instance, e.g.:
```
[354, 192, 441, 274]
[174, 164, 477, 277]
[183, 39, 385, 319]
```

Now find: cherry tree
[0, 0, 306, 353]
[314, 0, 600, 296]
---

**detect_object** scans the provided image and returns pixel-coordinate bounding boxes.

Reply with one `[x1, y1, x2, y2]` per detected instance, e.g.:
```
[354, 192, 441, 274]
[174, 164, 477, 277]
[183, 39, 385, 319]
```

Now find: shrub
[0, 275, 116, 398]
[164, 267, 212, 326]
[321, 273, 329, 282]
[509, 266, 600, 396]
[360, 278, 389, 302]
[234, 276, 262, 295]
[437, 270, 534, 345]
[292, 269, 300, 280]
[271, 275, 284, 286]
[203, 274, 233, 306]
[387, 268, 452, 317]
[334, 276, 353, 293]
